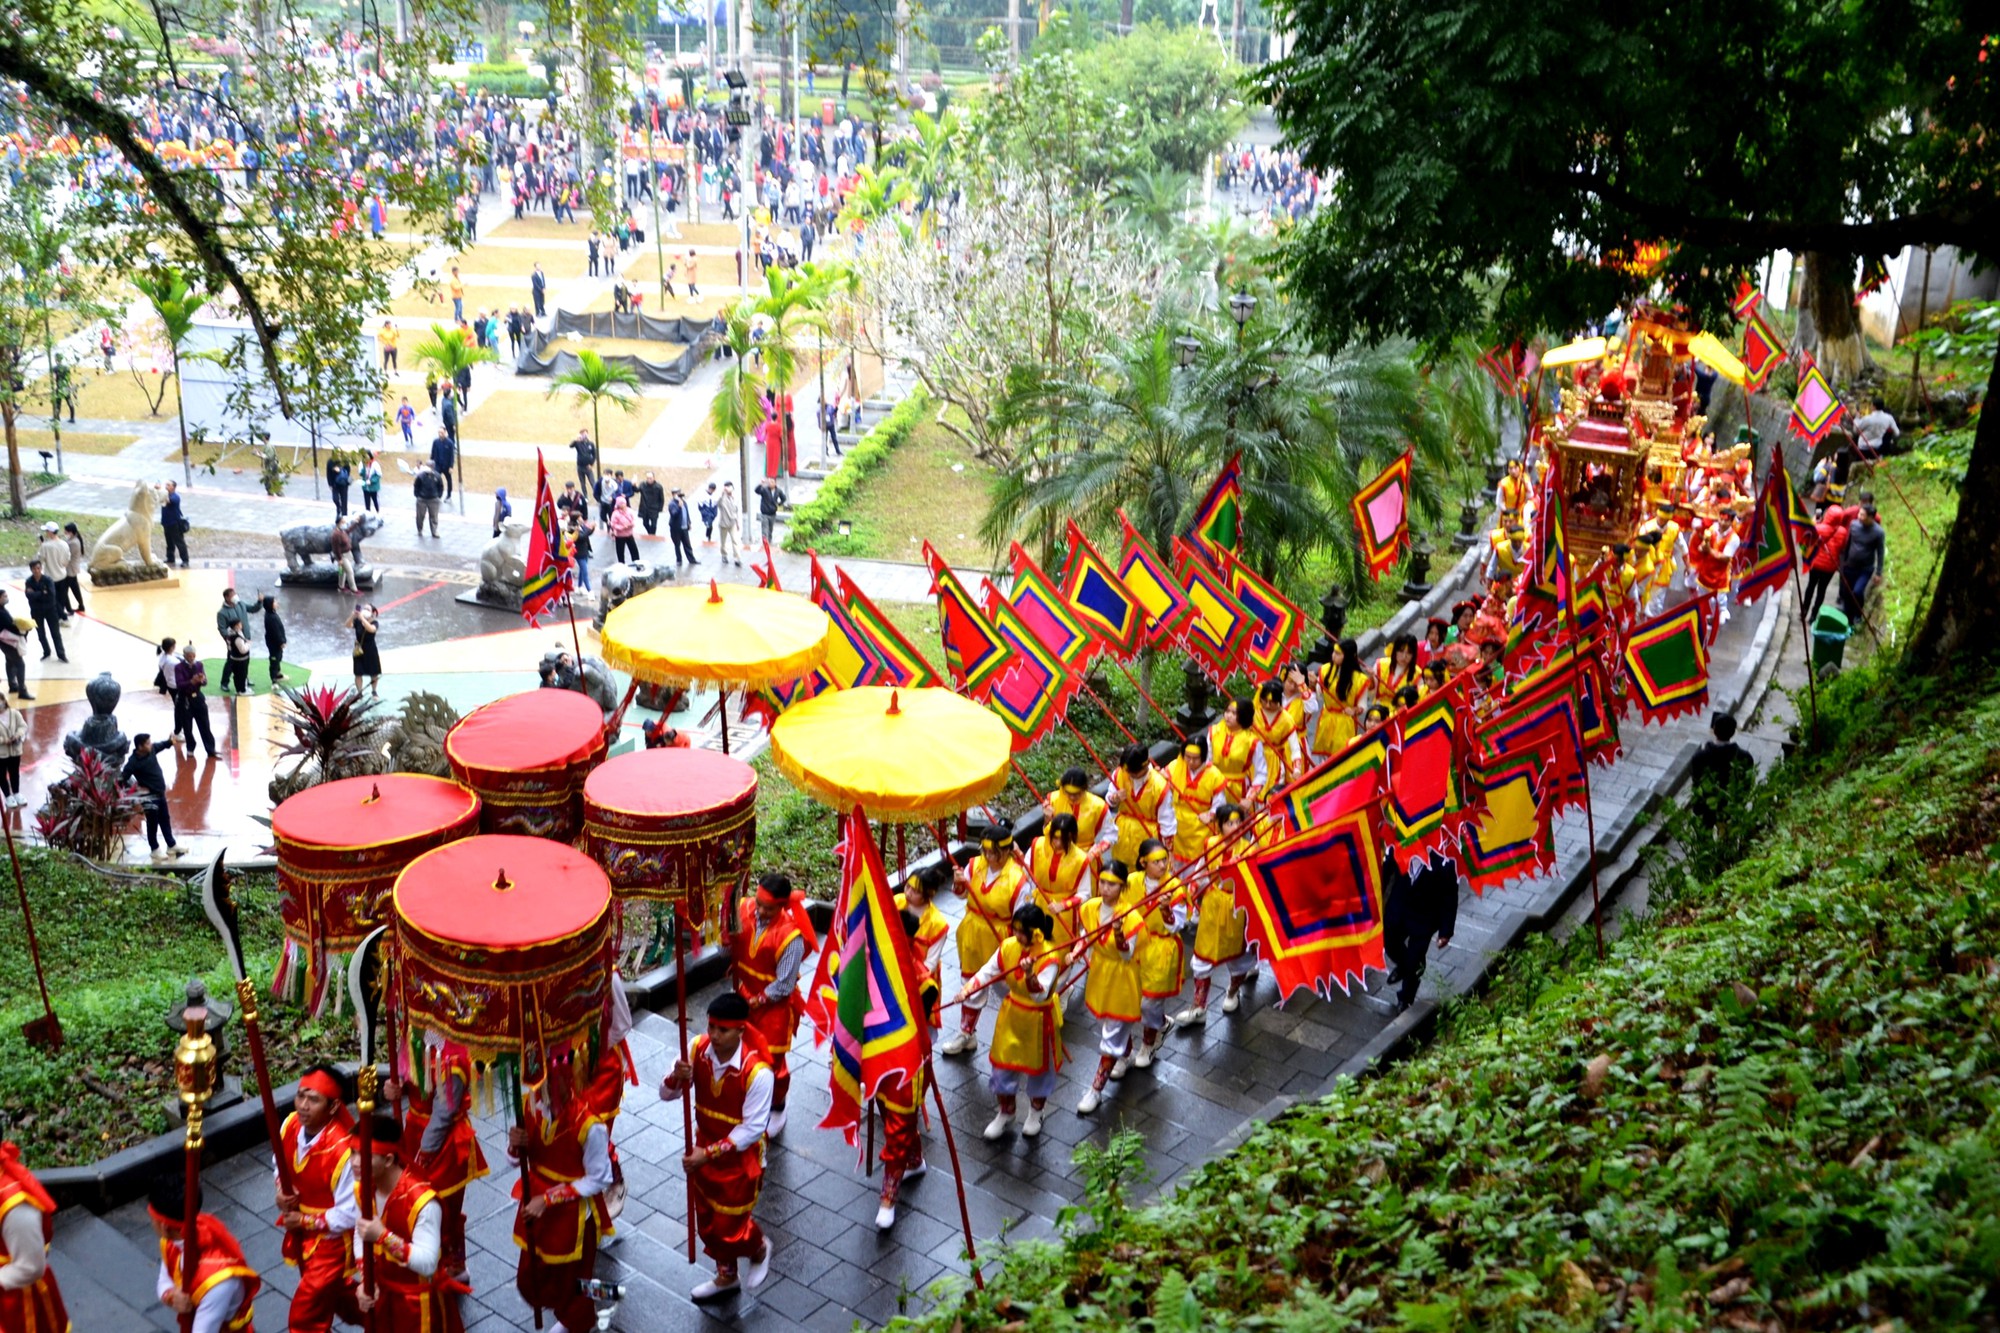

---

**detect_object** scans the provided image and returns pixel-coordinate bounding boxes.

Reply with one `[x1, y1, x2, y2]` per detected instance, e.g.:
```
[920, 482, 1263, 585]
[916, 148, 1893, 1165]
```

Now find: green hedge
[464, 63, 550, 98]
[782, 389, 930, 555]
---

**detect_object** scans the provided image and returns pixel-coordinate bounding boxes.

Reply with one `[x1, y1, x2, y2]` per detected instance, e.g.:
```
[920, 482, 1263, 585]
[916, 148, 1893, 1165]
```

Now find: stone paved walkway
[47, 582, 1790, 1331]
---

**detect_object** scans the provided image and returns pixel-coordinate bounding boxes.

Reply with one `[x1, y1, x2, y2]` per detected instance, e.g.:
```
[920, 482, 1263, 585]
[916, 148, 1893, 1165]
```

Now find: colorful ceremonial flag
[1213, 545, 1303, 680]
[1274, 727, 1389, 832]
[1008, 544, 1097, 668]
[1351, 450, 1413, 580]
[1740, 308, 1785, 392]
[1476, 651, 1587, 808]
[1460, 749, 1555, 895]
[1532, 474, 1570, 601]
[1187, 453, 1244, 557]
[1478, 343, 1522, 397]
[1623, 596, 1711, 725]
[1731, 283, 1764, 319]
[1234, 810, 1386, 1000]
[818, 808, 930, 1143]
[808, 553, 888, 692]
[1385, 681, 1472, 867]
[839, 568, 942, 689]
[1733, 462, 1803, 605]
[1172, 538, 1254, 685]
[751, 540, 781, 590]
[1790, 363, 1846, 443]
[520, 451, 570, 625]
[924, 543, 1017, 698]
[1060, 522, 1146, 660]
[1115, 510, 1195, 647]
[981, 580, 1076, 751]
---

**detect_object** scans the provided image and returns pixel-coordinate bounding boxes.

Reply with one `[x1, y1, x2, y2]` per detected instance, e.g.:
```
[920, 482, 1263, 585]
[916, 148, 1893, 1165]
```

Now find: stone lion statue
[591, 560, 669, 634]
[479, 520, 529, 600]
[539, 649, 620, 717]
[280, 513, 384, 570]
[384, 691, 461, 777]
[87, 481, 163, 573]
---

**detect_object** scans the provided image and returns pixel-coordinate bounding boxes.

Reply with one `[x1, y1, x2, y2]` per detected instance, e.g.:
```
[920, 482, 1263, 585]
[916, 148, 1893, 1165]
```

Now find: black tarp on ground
[513, 308, 717, 385]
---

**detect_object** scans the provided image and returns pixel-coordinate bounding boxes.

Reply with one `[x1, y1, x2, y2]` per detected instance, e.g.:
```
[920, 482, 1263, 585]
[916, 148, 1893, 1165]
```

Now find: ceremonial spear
[348, 926, 389, 1333]
[198, 851, 294, 1196]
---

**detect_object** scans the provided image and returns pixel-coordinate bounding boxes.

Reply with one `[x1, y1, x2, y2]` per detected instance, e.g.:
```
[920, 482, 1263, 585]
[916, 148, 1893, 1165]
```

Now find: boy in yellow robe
[939, 823, 1029, 1058]
[957, 903, 1063, 1141]
[1106, 743, 1174, 867]
[1177, 804, 1264, 1023]
[1130, 840, 1190, 1068]
[1069, 869, 1144, 1115]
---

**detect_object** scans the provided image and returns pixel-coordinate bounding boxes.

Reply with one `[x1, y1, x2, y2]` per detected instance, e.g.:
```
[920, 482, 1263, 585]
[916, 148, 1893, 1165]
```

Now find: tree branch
[0, 37, 296, 416]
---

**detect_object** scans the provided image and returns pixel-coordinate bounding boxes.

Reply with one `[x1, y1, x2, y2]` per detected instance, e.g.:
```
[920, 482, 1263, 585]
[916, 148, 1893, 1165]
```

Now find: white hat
[41, 522, 57, 532]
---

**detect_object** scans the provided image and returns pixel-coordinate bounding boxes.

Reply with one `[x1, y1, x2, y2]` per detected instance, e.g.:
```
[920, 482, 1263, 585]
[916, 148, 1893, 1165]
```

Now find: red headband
[299, 1070, 342, 1102]
[146, 1203, 181, 1229]
[754, 886, 788, 908]
[709, 1016, 748, 1029]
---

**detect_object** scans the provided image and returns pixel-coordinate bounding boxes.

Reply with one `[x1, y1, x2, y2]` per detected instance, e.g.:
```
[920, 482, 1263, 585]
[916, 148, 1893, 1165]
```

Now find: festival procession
[0, 293, 1852, 1332]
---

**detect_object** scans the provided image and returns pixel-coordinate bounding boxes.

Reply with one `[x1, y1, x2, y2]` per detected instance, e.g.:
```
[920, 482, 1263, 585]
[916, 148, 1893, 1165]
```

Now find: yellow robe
[1047, 787, 1109, 848]
[1208, 721, 1259, 805]
[1312, 661, 1370, 756]
[1162, 757, 1226, 861]
[1129, 870, 1189, 999]
[987, 935, 1063, 1074]
[1252, 701, 1303, 788]
[1078, 896, 1143, 1024]
[1027, 836, 1089, 949]
[1192, 833, 1256, 964]
[1110, 767, 1170, 868]
[955, 856, 1027, 977]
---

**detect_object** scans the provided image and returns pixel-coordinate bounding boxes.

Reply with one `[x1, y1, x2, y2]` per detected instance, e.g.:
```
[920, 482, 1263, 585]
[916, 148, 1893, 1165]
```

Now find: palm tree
[131, 270, 209, 485]
[708, 299, 770, 499]
[1116, 165, 1193, 240]
[410, 322, 496, 504]
[545, 350, 641, 455]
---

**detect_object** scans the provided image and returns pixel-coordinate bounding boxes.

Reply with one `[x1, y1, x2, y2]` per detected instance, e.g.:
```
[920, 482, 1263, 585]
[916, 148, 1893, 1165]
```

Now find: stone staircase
[49, 1210, 180, 1331]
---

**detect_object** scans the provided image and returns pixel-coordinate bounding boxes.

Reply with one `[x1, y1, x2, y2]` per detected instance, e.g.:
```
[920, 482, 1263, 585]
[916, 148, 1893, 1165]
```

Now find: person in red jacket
[354, 1115, 467, 1333]
[384, 1032, 488, 1286]
[659, 991, 777, 1301]
[150, 1175, 261, 1333]
[0, 1141, 68, 1333]
[729, 873, 814, 1137]
[506, 1059, 614, 1333]
[1802, 503, 1851, 622]
[276, 1063, 360, 1332]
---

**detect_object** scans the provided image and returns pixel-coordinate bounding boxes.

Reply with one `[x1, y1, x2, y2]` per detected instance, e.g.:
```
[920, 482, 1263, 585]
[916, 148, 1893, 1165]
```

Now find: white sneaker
[766, 1109, 787, 1138]
[690, 1274, 739, 1301]
[1077, 1086, 1101, 1115]
[938, 1030, 974, 1056]
[1021, 1106, 1043, 1137]
[1221, 989, 1242, 1014]
[982, 1110, 1011, 1141]
[743, 1239, 773, 1291]
[169, 847, 187, 860]
[1173, 1005, 1206, 1026]
[150, 850, 169, 864]
[875, 1200, 896, 1230]
[904, 1158, 929, 1181]
[1134, 1038, 1155, 1069]
[1109, 1056, 1131, 1080]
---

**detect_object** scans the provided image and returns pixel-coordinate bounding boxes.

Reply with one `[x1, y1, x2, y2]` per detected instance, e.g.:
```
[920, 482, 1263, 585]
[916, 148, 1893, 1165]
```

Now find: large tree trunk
[1907, 338, 2000, 674]
[3, 399, 23, 518]
[1120, 0, 1134, 34]
[1799, 251, 1875, 384]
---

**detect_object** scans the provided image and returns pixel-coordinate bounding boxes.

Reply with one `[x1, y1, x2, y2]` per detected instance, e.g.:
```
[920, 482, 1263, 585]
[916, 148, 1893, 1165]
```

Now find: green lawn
[820, 416, 997, 569]
[0, 854, 347, 1166]
[0, 509, 99, 566]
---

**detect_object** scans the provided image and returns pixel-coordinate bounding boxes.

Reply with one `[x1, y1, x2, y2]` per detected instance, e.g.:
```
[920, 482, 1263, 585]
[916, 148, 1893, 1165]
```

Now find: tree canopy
[1254, 1, 1997, 351]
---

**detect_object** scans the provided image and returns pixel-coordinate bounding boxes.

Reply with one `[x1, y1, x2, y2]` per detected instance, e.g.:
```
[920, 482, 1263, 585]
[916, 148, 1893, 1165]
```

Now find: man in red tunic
[385, 1031, 488, 1285]
[506, 1060, 614, 1333]
[729, 872, 812, 1137]
[275, 1063, 360, 1332]
[659, 991, 777, 1302]
[149, 1175, 261, 1333]
[355, 1115, 466, 1333]
[0, 1141, 68, 1332]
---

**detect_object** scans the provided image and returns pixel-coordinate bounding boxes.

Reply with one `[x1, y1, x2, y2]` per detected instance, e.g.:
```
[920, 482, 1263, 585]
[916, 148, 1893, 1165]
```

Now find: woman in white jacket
[0, 693, 27, 808]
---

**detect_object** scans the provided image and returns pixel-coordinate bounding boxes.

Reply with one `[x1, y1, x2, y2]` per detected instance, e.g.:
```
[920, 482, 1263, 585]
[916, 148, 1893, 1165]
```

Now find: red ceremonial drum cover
[445, 690, 607, 842]
[582, 749, 757, 921]
[271, 775, 481, 1006]
[394, 835, 613, 1060]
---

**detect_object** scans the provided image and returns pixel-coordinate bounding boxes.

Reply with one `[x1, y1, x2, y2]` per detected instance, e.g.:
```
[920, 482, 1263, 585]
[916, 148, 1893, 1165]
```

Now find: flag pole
[674, 904, 696, 1262]
[1074, 674, 1140, 746]
[1107, 658, 1186, 742]
[1549, 481, 1606, 960]
[924, 1057, 983, 1290]
[1775, 440, 1821, 748]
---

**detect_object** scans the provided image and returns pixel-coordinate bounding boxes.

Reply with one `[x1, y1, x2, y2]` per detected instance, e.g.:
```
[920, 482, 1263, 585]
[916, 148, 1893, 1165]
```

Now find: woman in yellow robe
[1027, 813, 1091, 950]
[1311, 638, 1370, 759]
[1070, 870, 1144, 1114]
[1129, 840, 1190, 1068]
[1162, 737, 1226, 865]
[1177, 804, 1268, 1024]
[958, 903, 1063, 1141]
[939, 822, 1028, 1058]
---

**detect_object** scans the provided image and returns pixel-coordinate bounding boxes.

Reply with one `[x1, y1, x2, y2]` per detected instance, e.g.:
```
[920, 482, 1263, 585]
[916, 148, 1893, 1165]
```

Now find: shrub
[464, 63, 550, 99]
[781, 390, 930, 554]
[35, 749, 143, 862]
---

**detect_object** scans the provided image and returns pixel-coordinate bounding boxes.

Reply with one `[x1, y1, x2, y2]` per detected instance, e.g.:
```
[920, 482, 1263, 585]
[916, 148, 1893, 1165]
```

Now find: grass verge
[896, 659, 2000, 1332]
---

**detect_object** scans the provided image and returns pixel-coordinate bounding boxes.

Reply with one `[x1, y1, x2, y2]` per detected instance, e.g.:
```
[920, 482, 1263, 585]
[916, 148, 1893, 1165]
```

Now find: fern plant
[270, 683, 389, 801]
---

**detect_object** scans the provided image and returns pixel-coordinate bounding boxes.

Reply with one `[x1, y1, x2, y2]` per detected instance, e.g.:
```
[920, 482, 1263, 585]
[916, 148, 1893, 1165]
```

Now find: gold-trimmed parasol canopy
[600, 580, 830, 689]
[1686, 330, 1748, 386]
[1541, 337, 1610, 370]
[770, 687, 1013, 823]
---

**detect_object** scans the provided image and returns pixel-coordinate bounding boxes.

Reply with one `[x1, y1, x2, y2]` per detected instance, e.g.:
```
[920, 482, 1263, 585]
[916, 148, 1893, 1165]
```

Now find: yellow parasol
[600, 580, 829, 690]
[1541, 337, 1609, 370]
[1686, 331, 1748, 386]
[770, 687, 1012, 823]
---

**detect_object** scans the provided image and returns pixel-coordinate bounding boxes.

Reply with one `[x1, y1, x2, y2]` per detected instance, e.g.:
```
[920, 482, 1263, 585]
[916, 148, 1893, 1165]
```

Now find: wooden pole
[1074, 674, 1139, 746]
[1108, 657, 1185, 741]
[516, 1078, 543, 1330]
[924, 1058, 983, 1289]
[355, 1066, 379, 1333]
[1551, 482, 1606, 959]
[675, 906, 697, 1263]
[2, 816, 60, 1051]
[233, 979, 295, 1195]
